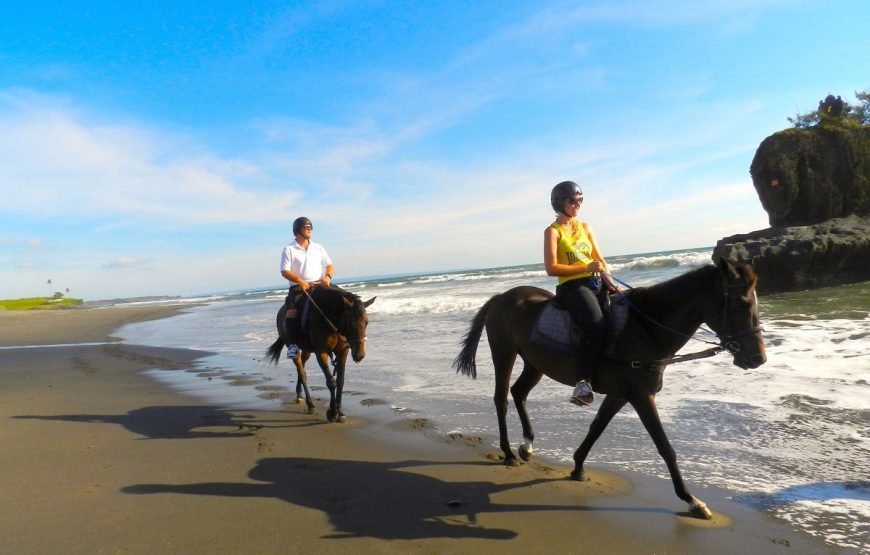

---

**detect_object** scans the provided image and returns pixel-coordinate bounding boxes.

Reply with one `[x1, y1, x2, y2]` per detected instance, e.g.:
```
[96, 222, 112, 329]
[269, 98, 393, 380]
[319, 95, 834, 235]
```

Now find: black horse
[266, 287, 375, 423]
[453, 259, 766, 518]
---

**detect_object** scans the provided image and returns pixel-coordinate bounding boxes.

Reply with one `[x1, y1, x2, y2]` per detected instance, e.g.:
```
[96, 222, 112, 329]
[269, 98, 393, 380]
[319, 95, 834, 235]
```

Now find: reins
[303, 289, 345, 342]
[603, 272, 750, 370]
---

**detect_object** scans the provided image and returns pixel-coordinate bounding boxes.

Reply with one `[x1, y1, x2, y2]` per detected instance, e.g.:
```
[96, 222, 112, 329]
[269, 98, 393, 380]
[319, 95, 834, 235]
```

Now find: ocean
[112, 247, 870, 552]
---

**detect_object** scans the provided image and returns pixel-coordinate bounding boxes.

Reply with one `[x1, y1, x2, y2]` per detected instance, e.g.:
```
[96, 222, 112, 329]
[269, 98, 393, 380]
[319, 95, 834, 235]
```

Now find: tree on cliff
[788, 90, 869, 129]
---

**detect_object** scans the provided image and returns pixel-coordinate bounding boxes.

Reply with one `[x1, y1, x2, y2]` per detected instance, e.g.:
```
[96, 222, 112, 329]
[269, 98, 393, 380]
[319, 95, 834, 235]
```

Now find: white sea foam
[367, 294, 491, 315]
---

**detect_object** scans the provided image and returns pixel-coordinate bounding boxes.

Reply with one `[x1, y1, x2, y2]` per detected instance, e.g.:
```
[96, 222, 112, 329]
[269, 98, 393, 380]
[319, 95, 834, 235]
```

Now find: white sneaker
[286, 344, 299, 358]
[570, 380, 594, 406]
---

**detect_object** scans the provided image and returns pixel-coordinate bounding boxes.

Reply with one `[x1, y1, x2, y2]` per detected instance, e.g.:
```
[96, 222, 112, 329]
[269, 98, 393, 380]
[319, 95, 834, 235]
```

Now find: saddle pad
[530, 302, 579, 355]
[529, 295, 630, 356]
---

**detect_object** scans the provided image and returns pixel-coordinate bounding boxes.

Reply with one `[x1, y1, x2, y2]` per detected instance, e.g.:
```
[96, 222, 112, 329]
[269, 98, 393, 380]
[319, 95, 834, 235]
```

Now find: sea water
[114, 247, 870, 552]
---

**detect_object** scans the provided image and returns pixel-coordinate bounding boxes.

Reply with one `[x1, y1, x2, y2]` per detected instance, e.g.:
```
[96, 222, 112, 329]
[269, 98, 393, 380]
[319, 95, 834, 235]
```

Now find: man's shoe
[286, 344, 299, 359]
[570, 380, 594, 406]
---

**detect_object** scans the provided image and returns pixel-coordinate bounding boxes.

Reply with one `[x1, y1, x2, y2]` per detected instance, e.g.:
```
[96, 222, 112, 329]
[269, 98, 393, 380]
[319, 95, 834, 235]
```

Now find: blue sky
[1, 1, 867, 300]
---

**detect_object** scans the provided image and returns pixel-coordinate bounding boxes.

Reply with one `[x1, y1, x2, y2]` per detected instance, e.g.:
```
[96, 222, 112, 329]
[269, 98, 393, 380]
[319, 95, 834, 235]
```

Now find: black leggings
[555, 277, 606, 379]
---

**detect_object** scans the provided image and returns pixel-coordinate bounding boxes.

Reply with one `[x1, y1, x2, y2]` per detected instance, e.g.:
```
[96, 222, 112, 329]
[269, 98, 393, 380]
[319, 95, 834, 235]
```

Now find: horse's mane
[623, 265, 718, 313]
[316, 286, 362, 307]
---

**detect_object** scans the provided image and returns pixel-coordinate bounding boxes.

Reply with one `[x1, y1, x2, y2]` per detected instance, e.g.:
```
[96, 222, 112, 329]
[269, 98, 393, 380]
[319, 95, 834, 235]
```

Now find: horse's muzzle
[351, 343, 366, 363]
[735, 352, 766, 369]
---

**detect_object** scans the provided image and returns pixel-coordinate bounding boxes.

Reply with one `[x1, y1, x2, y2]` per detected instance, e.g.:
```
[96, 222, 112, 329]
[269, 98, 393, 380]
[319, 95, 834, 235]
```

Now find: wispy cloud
[0, 91, 297, 225]
[102, 256, 153, 270]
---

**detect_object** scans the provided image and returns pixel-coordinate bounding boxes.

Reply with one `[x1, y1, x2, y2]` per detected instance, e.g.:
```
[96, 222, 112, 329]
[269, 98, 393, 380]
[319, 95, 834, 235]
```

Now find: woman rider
[544, 181, 610, 406]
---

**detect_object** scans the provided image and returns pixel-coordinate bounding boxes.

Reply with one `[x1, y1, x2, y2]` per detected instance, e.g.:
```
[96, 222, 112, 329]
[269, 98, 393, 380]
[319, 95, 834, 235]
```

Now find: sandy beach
[0, 307, 854, 554]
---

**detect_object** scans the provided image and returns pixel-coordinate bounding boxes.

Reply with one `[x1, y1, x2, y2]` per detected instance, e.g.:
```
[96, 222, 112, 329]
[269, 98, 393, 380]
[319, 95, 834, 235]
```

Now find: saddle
[285, 291, 315, 351]
[529, 294, 629, 355]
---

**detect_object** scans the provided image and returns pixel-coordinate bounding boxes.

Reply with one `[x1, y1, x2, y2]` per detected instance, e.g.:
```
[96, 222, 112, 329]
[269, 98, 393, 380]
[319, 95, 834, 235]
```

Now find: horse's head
[341, 295, 376, 363]
[708, 258, 766, 369]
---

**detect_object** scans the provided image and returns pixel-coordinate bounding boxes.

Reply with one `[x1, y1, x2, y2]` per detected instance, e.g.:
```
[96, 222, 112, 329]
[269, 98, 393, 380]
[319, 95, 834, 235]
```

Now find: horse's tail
[266, 337, 284, 365]
[452, 295, 496, 380]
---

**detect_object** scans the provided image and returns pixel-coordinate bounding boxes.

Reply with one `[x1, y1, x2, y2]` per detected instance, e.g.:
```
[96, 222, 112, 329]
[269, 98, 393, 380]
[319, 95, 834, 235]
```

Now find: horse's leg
[631, 394, 712, 519]
[294, 353, 316, 413]
[490, 347, 518, 466]
[331, 350, 348, 423]
[313, 352, 339, 422]
[510, 362, 543, 462]
[276, 304, 308, 407]
[571, 394, 627, 481]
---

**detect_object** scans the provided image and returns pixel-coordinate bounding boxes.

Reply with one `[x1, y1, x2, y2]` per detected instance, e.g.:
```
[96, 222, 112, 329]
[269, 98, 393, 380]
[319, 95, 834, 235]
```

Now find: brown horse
[266, 286, 375, 423]
[453, 259, 766, 518]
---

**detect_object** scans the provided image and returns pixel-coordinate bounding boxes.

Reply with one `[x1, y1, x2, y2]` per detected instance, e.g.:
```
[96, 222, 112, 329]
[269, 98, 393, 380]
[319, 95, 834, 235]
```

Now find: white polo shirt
[280, 240, 333, 283]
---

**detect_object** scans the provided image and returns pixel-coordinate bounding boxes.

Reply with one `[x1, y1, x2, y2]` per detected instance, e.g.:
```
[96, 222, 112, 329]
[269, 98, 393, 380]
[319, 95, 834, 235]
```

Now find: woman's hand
[587, 260, 603, 273]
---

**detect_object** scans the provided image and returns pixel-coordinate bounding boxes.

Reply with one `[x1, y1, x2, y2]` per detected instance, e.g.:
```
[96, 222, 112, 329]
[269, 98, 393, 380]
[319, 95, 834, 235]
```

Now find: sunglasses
[302, 224, 313, 229]
[566, 196, 584, 206]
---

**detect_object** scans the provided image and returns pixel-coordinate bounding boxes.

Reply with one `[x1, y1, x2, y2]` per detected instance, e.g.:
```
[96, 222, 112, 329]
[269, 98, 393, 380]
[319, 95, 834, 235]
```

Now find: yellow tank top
[551, 221, 594, 285]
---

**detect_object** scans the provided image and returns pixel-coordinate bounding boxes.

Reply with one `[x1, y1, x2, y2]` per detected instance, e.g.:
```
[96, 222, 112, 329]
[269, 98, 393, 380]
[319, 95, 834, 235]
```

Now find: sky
[1, 1, 867, 300]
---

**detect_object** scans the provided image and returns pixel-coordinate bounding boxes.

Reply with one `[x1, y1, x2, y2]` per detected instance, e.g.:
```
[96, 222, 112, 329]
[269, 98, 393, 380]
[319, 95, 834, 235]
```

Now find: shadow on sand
[122, 456, 671, 541]
[12, 405, 272, 439]
[16, 404, 674, 540]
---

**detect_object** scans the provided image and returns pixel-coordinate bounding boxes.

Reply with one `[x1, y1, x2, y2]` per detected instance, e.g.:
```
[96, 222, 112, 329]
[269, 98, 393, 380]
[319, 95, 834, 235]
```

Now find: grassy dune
[0, 297, 83, 310]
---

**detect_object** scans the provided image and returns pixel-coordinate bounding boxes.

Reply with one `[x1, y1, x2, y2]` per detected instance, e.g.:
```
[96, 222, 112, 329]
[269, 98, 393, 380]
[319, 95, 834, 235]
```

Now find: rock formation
[713, 216, 870, 294]
[713, 100, 870, 293]
[749, 125, 869, 226]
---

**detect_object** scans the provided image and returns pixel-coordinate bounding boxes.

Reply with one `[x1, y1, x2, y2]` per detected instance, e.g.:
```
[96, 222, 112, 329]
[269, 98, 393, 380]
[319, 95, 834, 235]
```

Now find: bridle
[338, 305, 366, 353]
[717, 280, 764, 356]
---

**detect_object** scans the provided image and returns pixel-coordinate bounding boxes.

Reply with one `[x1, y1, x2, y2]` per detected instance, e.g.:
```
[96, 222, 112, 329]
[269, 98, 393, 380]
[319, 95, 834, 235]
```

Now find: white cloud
[0, 92, 297, 225]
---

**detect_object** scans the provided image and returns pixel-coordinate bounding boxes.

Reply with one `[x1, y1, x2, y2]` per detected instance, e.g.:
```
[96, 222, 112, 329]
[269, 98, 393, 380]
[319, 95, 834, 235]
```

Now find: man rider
[280, 216, 335, 358]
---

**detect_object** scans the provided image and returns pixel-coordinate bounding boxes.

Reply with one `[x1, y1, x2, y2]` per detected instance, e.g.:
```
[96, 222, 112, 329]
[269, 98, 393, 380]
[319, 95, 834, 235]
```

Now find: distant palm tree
[46, 279, 52, 296]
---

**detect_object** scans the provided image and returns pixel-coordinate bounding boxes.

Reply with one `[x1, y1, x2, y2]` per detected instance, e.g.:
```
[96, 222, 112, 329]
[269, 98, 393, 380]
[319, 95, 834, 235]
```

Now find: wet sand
[0, 306, 853, 554]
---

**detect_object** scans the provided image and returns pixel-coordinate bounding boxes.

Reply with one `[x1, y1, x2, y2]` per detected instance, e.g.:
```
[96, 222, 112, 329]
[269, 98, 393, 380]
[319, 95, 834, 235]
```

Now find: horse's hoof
[688, 498, 713, 520]
[569, 469, 587, 481]
[337, 414, 347, 423]
[503, 456, 520, 467]
[295, 397, 305, 405]
[518, 444, 532, 462]
[327, 409, 338, 422]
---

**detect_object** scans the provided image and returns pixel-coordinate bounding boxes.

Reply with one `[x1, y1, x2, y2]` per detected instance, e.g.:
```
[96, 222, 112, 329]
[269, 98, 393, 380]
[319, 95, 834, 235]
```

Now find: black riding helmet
[292, 216, 313, 236]
[550, 181, 583, 215]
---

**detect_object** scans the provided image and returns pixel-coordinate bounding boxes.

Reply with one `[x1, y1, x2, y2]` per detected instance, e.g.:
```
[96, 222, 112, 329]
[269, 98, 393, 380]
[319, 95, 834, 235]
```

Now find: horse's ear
[342, 296, 354, 307]
[363, 296, 376, 308]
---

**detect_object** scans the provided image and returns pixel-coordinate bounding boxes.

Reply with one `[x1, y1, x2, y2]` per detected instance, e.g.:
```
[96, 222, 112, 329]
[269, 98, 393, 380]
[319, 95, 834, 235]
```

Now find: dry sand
[0, 306, 853, 554]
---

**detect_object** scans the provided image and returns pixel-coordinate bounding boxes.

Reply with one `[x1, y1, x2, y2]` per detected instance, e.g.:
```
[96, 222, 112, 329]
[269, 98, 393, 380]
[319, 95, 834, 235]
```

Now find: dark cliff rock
[713, 112, 869, 293]
[750, 125, 869, 226]
[713, 216, 870, 294]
